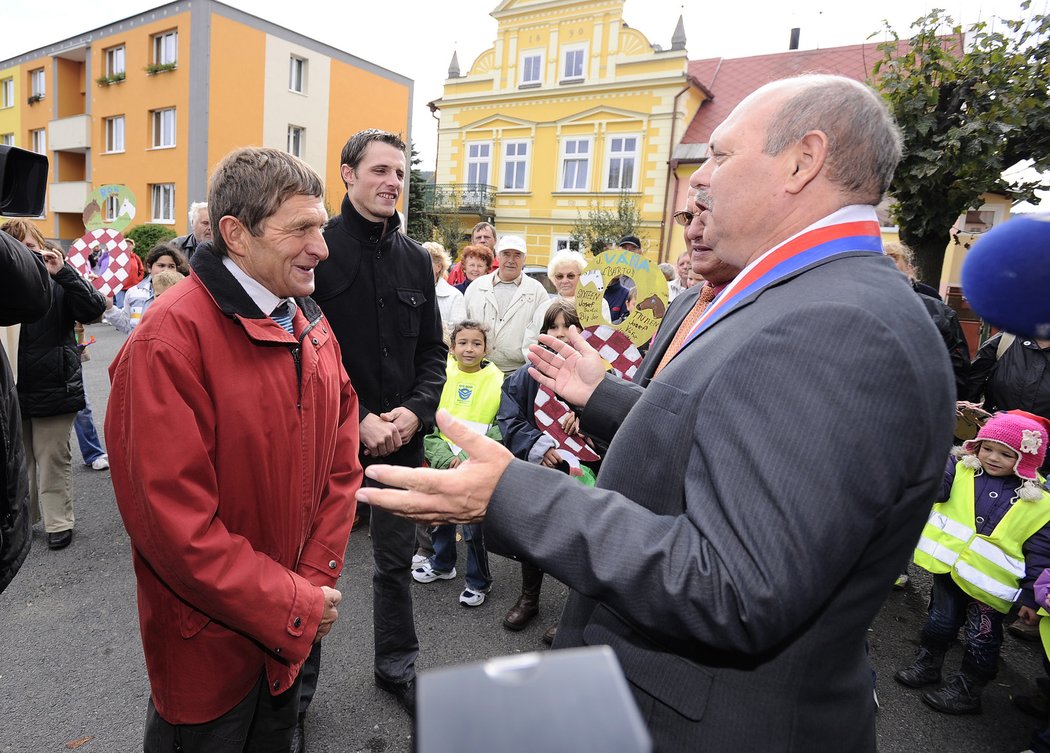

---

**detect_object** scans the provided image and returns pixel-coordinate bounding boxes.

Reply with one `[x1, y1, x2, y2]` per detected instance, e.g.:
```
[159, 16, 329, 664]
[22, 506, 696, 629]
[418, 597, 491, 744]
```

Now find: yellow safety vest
[437, 358, 504, 453]
[913, 462, 1050, 613]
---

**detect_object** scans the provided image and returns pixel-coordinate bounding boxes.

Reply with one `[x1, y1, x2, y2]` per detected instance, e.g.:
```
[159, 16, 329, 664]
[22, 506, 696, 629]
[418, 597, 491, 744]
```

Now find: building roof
[679, 39, 912, 156]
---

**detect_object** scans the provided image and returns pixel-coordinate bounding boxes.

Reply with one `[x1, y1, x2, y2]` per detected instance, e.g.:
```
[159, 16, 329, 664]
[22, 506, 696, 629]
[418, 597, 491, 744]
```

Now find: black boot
[503, 562, 543, 630]
[894, 647, 945, 688]
[921, 672, 985, 715]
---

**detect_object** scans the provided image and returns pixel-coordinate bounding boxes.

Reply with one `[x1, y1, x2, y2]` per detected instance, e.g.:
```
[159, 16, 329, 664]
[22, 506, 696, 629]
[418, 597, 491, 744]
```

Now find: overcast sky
[3, 0, 1045, 206]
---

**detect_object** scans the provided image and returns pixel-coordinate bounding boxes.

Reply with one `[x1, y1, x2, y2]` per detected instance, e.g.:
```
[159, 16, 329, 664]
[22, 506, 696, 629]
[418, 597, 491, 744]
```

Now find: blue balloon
[961, 214, 1050, 340]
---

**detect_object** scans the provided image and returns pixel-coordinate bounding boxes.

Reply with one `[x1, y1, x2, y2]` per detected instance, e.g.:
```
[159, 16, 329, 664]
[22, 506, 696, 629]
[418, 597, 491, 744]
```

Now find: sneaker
[412, 561, 456, 583]
[1009, 619, 1041, 642]
[459, 588, 486, 607]
[411, 553, 428, 566]
[90, 455, 109, 471]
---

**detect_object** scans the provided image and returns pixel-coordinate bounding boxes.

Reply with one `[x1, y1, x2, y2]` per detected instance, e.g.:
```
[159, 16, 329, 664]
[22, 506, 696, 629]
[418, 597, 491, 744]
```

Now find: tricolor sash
[678, 206, 884, 355]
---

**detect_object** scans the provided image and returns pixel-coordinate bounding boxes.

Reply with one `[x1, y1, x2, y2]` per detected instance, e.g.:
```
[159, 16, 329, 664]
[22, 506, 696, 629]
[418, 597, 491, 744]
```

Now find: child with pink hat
[895, 411, 1050, 715]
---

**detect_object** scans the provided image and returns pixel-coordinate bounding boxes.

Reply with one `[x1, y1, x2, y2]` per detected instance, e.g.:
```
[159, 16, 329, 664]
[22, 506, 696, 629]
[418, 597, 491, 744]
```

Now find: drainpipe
[660, 83, 691, 263]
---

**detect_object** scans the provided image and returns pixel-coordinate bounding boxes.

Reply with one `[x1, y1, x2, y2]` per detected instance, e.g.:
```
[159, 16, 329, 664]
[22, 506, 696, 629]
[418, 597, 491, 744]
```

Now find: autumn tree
[569, 190, 644, 255]
[873, 4, 1050, 285]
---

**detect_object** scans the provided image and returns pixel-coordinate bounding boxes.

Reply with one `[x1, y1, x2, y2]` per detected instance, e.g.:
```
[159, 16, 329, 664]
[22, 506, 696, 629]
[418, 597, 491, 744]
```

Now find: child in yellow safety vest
[895, 410, 1050, 715]
[415, 320, 504, 607]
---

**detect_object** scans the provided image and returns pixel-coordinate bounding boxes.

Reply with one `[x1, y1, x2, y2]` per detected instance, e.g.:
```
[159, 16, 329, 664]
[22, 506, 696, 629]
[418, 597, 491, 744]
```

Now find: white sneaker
[459, 588, 486, 607]
[91, 455, 109, 471]
[411, 553, 428, 566]
[412, 562, 456, 583]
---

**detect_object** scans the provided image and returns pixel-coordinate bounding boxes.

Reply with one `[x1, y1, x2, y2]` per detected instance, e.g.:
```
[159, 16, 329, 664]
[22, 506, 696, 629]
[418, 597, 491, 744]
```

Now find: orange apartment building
[0, 0, 412, 244]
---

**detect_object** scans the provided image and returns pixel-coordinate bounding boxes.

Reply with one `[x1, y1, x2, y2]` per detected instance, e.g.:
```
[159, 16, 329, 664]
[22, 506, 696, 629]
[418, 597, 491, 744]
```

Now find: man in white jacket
[464, 235, 550, 374]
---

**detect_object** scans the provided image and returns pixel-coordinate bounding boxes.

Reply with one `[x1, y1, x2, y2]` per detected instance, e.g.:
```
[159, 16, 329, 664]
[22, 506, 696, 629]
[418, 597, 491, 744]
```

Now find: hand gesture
[527, 327, 605, 408]
[360, 412, 403, 457]
[379, 407, 422, 444]
[39, 248, 64, 276]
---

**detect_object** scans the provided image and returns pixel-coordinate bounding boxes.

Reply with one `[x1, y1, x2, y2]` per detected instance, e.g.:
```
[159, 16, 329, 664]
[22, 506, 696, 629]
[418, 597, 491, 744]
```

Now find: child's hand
[1018, 605, 1040, 625]
[541, 448, 562, 468]
[449, 457, 462, 469]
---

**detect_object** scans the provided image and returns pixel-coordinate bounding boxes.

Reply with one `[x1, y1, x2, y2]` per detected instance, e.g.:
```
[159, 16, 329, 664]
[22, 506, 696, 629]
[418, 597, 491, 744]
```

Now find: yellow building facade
[0, 1, 411, 245]
[429, 0, 706, 265]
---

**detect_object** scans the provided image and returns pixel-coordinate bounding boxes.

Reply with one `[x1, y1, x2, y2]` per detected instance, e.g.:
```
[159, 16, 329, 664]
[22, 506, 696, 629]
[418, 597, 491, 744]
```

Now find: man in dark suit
[357, 75, 955, 751]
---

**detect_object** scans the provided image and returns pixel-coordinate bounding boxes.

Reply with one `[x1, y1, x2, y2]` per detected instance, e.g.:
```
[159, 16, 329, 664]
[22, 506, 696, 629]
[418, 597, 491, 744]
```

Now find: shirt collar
[221, 257, 296, 318]
[493, 271, 522, 287]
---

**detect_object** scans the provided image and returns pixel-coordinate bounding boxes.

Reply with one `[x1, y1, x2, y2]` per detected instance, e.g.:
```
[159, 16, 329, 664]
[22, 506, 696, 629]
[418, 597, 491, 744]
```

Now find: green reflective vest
[436, 358, 504, 453]
[913, 462, 1050, 613]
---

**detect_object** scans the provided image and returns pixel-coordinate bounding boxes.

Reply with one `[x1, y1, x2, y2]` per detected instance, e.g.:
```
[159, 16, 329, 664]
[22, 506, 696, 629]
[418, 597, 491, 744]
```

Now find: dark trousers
[921, 573, 1005, 682]
[145, 671, 301, 753]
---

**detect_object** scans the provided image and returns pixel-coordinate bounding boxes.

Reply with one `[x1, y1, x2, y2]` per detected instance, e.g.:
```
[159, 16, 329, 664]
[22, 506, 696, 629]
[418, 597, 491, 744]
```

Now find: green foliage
[125, 224, 177, 259]
[435, 216, 466, 259]
[873, 3, 1050, 285]
[568, 190, 644, 256]
[144, 62, 177, 75]
[405, 144, 436, 244]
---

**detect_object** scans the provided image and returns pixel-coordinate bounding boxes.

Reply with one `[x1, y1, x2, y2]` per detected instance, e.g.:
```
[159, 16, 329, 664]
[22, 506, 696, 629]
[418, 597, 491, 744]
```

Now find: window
[105, 45, 125, 77]
[104, 194, 121, 223]
[152, 30, 178, 66]
[289, 56, 307, 93]
[606, 135, 639, 191]
[1, 78, 12, 108]
[151, 183, 175, 222]
[961, 209, 997, 233]
[287, 125, 305, 157]
[520, 52, 542, 86]
[561, 45, 586, 82]
[466, 142, 491, 185]
[560, 138, 590, 190]
[29, 68, 45, 98]
[104, 116, 125, 153]
[554, 237, 580, 253]
[151, 108, 176, 148]
[1, 133, 14, 147]
[502, 141, 529, 191]
[30, 128, 46, 154]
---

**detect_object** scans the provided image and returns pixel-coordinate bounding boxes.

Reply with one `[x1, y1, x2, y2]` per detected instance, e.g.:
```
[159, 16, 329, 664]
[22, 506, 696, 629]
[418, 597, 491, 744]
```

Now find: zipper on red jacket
[290, 314, 323, 409]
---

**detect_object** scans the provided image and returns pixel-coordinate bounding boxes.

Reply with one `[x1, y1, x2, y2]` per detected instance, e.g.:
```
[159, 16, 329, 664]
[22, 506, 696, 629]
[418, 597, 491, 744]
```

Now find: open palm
[527, 327, 605, 408]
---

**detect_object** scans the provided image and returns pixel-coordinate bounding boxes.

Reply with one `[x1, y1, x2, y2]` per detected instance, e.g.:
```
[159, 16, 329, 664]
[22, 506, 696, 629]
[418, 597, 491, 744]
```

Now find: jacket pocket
[583, 604, 711, 721]
[396, 288, 425, 337]
[178, 599, 212, 639]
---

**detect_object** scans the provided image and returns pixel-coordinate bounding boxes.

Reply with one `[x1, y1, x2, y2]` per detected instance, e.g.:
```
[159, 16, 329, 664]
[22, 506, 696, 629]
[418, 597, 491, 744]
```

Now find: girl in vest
[895, 411, 1050, 714]
[415, 320, 504, 607]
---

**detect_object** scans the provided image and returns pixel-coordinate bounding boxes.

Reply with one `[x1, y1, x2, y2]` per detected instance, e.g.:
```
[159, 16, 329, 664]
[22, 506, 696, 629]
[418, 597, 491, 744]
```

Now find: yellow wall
[0, 65, 19, 145]
[209, 15, 265, 175]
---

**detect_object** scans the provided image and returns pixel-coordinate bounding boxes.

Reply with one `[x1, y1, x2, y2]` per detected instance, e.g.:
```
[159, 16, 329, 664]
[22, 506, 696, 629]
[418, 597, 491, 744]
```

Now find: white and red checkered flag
[67, 228, 134, 297]
[533, 386, 601, 462]
[580, 325, 642, 381]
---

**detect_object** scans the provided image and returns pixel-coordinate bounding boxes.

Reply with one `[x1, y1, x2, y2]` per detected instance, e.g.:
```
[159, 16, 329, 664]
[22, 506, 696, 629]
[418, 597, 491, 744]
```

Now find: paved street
[1, 321, 1046, 752]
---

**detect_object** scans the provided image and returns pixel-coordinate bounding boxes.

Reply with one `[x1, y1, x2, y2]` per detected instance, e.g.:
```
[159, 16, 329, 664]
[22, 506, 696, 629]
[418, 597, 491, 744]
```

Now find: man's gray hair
[187, 201, 208, 229]
[763, 74, 902, 204]
[339, 129, 406, 187]
[208, 147, 324, 257]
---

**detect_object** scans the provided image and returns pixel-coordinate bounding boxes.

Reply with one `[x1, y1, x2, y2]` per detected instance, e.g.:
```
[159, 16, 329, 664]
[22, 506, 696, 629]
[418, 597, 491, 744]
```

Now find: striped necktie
[271, 301, 294, 335]
[652, 283, 718, 377]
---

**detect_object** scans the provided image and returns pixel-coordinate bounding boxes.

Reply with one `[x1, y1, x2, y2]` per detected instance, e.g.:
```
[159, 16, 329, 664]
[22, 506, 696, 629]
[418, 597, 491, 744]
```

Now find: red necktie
[653, 284, 717, 377]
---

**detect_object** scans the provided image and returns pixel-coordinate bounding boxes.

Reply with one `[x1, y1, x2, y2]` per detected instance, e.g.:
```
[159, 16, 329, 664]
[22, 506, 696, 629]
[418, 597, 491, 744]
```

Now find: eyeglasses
[672, 210, 696, 227]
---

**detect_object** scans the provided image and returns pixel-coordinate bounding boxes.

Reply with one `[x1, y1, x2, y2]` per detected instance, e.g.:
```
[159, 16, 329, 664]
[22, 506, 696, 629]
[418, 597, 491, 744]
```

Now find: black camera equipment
[0, 145, 49, 217]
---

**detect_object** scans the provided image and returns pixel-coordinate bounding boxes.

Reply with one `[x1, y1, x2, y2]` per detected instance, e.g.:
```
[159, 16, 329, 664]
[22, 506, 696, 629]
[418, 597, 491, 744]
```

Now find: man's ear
[340, 163, 355, 188]
[785, 130, 828, 194]
[218, 216, 247, 258]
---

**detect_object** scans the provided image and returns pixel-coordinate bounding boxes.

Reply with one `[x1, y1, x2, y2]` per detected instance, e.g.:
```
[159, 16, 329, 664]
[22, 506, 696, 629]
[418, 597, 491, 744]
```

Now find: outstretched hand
[527, 327, 605, 408]
[357, 409, 513, 524]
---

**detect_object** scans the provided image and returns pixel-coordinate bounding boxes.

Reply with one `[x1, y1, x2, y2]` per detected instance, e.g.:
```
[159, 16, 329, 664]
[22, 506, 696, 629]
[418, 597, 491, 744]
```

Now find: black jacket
[314, 196, 447, 467]
[915, 289, 969, 399]
[17, 262, 106, 419]
[0, 232, 53, 593]
[966, 333, 1050, 418]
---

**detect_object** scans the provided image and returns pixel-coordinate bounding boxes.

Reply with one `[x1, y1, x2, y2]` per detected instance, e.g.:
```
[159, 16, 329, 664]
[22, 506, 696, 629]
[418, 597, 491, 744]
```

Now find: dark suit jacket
[484, 252, 955, 751]
[634, 283, 703, 389]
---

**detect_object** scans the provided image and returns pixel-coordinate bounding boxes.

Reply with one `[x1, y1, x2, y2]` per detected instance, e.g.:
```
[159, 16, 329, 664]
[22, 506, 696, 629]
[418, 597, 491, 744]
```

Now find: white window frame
[151, 183, 175, 223]
[105, 45, 126, 77]
[104, 194, 121, 223]
[287, 125, 305, 157]
[605, 134, 640, 192]
[958, 204, 1004, 234]
[1, 78, 13, 109]
[502, 140, 529, 191]
[30, 128, 46, 154]
[520, 51, 543, 87]
[1, 133, 14, 147]
[560, 136, 591, 191]
[560, 44, 587, 83]
[289, 55, 307, 94]
[466, 142, 492, 186]
[553, 236, 580, 254]
[104, 115, 125, 153]
[151, 108, 176, 149]
[30, 68, 45, 98]
[152, 30, 178, 66]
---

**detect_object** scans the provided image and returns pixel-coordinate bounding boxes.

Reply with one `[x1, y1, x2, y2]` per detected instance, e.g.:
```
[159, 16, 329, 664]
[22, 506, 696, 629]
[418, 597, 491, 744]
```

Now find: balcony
[419, 183, 496, 217]
[49, 181, 90, 213]
[49, 115, 91, 152]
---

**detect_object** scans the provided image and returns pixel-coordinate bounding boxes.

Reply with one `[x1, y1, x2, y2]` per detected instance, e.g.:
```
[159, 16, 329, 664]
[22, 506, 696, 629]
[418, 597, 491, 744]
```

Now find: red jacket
[105, 248, 361, 724]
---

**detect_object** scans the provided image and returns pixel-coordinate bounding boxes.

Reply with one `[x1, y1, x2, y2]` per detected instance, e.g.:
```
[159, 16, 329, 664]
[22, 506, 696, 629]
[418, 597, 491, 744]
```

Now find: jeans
[430, 523, 492, 592]
[921, 573, 1004, 682]
[73, 394, 106, 464]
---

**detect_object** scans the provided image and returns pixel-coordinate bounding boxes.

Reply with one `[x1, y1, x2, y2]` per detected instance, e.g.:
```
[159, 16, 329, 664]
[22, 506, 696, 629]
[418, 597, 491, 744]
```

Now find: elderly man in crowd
[358, 74, 955, 752]
[173, 201, 212, 260]
[106, 147, 361, 752]
[464, 235, 550, 375]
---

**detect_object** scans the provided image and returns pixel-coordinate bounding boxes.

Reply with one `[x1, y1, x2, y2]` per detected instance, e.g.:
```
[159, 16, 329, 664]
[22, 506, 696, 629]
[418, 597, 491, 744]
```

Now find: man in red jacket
[105, 147, 362, 752]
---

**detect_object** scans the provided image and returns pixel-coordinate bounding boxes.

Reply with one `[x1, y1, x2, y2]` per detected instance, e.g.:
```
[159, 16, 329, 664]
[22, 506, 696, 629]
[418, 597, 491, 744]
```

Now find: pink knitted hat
[962, 412, 1048, 492]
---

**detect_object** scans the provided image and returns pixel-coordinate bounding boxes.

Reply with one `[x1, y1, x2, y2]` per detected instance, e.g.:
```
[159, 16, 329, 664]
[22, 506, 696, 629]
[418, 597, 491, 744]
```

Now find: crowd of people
[1, 72, 1049, 753]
